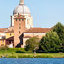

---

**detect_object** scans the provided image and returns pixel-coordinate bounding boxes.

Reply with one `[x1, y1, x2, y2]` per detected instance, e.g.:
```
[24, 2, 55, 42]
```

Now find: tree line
[25, 22, 64, 53]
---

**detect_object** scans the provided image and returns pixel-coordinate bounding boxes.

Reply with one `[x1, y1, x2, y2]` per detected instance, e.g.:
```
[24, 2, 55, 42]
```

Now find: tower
[13, 0, 33, 47]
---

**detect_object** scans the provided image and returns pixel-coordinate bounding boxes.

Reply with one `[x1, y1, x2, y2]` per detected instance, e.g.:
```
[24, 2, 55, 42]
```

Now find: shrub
[25, 37, 40, 52]
[0, 46, 8, 50]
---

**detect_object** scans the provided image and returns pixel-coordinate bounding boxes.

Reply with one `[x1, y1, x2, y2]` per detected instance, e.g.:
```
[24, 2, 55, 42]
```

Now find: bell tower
[14, 14, 26, 47]
[13, 0, 33, 48]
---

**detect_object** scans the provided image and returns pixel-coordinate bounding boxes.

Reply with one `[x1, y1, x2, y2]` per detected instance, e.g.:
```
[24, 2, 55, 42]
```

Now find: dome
[13, 5, 31, 15]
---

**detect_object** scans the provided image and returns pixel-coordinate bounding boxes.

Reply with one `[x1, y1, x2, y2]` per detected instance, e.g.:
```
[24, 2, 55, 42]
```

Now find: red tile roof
[24, 28, 51, 33]
[5, 30, 14, 33]
[24, 36, 32, 38]
[0, 28, 8, 33]
[0, 28, 14, 33]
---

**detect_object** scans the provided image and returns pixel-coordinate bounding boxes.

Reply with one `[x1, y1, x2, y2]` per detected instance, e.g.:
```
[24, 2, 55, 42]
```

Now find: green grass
[0, 53, 64, 58]
[0, 48, 32, 53]
[0, 48, 64, 58]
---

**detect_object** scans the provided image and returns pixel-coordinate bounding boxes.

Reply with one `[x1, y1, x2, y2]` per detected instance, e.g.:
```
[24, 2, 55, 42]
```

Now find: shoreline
[0, 53, 64, 58]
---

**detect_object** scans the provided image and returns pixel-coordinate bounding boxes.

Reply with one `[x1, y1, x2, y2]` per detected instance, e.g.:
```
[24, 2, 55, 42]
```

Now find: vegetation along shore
[0, 22, 64, 58]
[0, 48, 64, 58]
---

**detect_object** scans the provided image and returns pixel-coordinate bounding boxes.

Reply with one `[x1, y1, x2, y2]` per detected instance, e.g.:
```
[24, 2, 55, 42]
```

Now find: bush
[25, 37, 40, 52]
[0, 46, 8, 50]
[0, 48, 27, 53]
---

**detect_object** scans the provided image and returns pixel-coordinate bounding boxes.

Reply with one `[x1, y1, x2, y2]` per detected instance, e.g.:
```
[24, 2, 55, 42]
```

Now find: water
[0, 58, 64, 64]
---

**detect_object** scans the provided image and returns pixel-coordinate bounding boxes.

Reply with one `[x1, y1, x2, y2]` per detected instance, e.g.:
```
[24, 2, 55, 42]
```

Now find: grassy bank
[0, 48, 32, 53]
[0, 48, 64, 58]
[0, 53, 64, 58]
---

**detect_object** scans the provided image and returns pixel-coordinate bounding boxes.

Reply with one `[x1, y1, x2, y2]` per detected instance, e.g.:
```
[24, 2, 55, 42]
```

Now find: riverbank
[0, 53, 64, 58]
[0, 48, 64, 58]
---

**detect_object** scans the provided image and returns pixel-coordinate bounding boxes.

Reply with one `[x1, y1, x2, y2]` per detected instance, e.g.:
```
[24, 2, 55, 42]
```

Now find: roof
[24, 36, 32, 38]
[0, 28, 14, 33]
[24, 28, 51, 33]
[0, 28, 8, 33]
[13, 5, 30, 15]
[6, 36, 14, 40]
[5, 30, 14, 33]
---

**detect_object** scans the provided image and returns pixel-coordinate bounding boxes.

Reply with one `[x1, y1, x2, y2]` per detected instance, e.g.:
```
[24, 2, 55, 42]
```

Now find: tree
[25, 37, 40, 52]
[52, 22, 64, 41]
[52, 22, 64, 51]
[40, 31, 61, 53]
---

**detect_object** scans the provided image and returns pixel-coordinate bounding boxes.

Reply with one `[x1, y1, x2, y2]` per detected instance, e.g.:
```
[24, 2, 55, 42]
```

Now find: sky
[0, 0, 64, 28]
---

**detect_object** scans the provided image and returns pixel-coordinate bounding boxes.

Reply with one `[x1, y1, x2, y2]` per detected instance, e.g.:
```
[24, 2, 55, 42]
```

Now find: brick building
[0, 0, 51, 48]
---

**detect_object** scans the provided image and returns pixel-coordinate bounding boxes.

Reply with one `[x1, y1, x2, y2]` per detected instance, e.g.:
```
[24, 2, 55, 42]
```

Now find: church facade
[0, 0, 51, 48]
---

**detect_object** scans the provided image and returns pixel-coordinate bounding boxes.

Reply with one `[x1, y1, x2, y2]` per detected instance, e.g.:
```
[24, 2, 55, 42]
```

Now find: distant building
[0, 0, 51, 48]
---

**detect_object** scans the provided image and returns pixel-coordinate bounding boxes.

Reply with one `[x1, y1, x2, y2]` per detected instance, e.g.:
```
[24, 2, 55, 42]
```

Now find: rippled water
[0, 58, 64, 64]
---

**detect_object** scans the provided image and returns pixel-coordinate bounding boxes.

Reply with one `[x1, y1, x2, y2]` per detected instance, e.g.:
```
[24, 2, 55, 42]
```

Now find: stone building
[0, 0, 51, 48]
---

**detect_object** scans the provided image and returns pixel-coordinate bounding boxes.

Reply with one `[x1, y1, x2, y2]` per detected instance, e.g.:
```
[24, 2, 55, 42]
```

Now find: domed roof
[13, 0, 31, 15]
[13, 5, 31, 15]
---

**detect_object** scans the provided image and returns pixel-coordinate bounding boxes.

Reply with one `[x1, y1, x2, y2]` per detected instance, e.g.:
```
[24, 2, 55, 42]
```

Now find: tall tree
[40, 31, 60, 53]
[52, 22, 64, 46]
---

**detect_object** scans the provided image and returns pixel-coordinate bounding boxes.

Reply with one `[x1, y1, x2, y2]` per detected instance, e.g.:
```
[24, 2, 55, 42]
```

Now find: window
[10, 33, 11, 36]
[27, 20, 29, 24]
[3, 40, 4, 43]
[19, 19, 21, 21]
[19, 31, 20, 34]
[19, 27, 21, 29]
[22, 19, 24, 21]
[16, 19, 17, 21]
[19, 23, 21, 25]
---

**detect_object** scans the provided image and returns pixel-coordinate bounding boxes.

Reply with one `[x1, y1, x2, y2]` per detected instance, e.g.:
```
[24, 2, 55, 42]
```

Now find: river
[0, 58, 64, 64]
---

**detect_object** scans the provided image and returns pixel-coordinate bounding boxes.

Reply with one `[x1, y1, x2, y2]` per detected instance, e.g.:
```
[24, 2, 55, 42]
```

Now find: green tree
[52, 22, 64, 46]
[25, 37, 40, 52]
[40, 31, 61, 53]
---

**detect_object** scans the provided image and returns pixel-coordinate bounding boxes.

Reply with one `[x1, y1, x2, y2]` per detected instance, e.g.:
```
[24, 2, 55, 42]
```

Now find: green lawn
[0, 53, 64, 58]
[0, 48, 64, 58]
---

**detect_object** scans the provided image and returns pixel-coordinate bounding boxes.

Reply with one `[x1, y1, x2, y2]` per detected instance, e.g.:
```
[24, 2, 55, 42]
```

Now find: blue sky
[0, 0, 64, 28]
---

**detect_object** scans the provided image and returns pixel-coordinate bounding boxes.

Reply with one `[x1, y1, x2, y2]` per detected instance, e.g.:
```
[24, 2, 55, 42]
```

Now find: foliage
[40, 31, 61, 53]
[52, 22, 64, 52]
[0, 46, 8, 50]
[52, 22, 64, 46]
[39, 22, 64, 53]
[52, 22, 64, 37]
[0, 48, 32, 53]
[25, 37, 40, 52]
